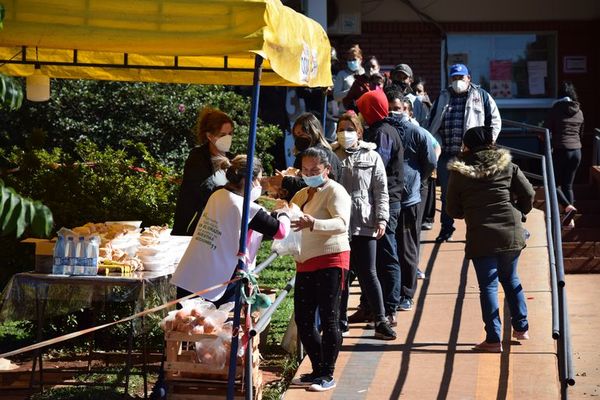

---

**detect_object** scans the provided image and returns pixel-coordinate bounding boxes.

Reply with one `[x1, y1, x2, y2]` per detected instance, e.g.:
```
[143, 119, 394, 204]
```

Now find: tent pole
[227, 54, 263, 400]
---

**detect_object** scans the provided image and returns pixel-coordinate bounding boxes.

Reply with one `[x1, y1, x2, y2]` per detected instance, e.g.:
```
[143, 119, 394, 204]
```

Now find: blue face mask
[302, 173, 327, 188]
[347, 60, 360, 72]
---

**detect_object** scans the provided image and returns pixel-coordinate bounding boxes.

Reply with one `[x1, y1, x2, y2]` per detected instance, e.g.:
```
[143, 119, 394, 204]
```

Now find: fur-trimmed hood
[447, 148, 512, 179]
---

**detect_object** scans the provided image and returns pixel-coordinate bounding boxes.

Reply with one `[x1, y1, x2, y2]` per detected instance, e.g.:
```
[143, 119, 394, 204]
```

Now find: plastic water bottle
[65, 236, 76, 275]
[75, 236, 87, 275]
[88, 236, 99, 274]
[52, 235, 66, 275]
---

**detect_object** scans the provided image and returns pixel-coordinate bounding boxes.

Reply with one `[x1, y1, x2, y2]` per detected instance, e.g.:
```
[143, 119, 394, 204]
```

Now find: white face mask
[451, 79, 469, 94]
[250, 184, 262, 201]
[391, 110, 409, 121]
[338, 130, 358, 149]
[213, 135, 232, 153]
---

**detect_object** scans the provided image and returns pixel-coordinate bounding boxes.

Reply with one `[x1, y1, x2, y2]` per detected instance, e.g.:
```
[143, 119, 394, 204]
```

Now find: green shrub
[2, 140, 178, 229]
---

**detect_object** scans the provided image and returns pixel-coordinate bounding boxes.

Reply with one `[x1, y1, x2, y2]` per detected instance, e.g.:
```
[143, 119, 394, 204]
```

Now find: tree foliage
[0, 80, 281, 173]
[0, 179, 52, 238]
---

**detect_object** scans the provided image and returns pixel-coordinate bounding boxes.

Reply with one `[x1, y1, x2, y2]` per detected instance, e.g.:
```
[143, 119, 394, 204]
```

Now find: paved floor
[567, 274, 600, 399]
[285, 207, 562, 399]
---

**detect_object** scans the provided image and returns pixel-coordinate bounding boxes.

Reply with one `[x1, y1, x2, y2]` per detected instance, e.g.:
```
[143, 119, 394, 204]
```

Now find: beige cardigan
[290, 179, 351, 263]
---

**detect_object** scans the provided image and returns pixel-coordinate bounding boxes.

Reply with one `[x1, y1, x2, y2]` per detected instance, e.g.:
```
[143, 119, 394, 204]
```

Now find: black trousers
[397, 203, 420, 299]
[553, 148, 582, 207]
[295, 267, 343, 377]
[340, 236, 386, 325]
[420, 177, 436, 224]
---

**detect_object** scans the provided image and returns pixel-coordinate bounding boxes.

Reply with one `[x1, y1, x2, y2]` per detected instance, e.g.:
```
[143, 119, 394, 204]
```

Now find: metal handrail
[500, 119, 575, 397]
[593, 128, 600, 166]
[250, 275, 295, 337]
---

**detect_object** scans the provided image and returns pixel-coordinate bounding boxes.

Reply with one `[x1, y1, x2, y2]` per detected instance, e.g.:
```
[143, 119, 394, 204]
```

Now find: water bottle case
[52, 228, 100, 275]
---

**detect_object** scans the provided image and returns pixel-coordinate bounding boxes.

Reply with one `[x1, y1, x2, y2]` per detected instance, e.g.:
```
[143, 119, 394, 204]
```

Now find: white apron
[171, 188, 262, 300]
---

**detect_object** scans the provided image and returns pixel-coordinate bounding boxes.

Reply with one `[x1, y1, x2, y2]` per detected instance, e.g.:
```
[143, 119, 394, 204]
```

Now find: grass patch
[29, 367, 150, 400]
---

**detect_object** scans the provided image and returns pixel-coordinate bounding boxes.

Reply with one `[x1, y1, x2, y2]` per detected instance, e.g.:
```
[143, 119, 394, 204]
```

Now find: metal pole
[227, 54, 263, 400]
[541, 157, 560, 339]
[250, 276, 296, 337]
[253, 251, 278, 275]
[245, 306, 254, 400]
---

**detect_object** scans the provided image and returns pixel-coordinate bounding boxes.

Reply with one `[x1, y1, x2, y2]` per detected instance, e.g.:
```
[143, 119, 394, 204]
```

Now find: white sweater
[290, 180, 351, 263]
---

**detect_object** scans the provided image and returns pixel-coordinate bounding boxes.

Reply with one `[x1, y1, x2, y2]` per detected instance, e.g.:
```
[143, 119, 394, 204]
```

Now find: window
[446, 33, 557, 107]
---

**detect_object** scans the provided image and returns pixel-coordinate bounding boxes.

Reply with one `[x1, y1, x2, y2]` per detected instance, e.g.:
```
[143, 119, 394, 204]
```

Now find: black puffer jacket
[546, 99, 584, 150]
[446, 148, 535, 259]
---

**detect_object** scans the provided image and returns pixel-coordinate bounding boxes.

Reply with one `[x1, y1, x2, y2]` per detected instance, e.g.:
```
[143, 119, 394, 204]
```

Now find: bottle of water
[75, 236, 87, 275]
[65, 236, 76, 275]
[88, 236, 99, 275]
[52, 235, 66, 275]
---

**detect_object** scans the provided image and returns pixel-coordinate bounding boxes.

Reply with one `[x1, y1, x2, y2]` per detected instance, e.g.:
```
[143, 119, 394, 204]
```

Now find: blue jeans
[437, 153, 454, 231]
[472, 251, 529, 343]
[376, 201, 402, 314]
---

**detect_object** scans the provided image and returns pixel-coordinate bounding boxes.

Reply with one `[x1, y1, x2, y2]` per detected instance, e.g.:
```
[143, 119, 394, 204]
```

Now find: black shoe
[347, 308, 373, 324]
[374, 321, 397, 340]
[435, 227, 455, 242]
[292, 373, 318, 386]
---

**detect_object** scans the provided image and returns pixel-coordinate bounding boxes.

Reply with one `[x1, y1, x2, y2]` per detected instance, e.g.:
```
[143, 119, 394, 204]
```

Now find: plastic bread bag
[271, 203, 303, 257]
[202, 309, 229, 334]
[218, 301, 235, 314]
[195, 336, 229, 370]
[179, 298, 216, 315]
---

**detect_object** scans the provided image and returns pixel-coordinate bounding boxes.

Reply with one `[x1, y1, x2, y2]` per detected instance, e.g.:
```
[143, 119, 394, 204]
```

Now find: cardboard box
[21, 238, 55, 273]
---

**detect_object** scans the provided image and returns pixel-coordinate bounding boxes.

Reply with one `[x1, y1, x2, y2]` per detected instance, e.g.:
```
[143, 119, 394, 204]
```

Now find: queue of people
[167, 50, 587, 391]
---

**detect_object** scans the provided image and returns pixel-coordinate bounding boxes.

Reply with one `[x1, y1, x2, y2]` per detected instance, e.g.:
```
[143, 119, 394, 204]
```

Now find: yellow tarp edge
[0, 0, 332, 87]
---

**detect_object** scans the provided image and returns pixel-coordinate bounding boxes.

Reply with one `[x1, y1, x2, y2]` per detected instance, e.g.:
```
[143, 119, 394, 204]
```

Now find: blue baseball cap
[449, 64, 469, 77]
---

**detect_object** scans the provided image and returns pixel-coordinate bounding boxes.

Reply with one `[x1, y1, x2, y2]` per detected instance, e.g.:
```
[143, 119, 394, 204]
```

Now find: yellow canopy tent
[0, 0, 332, 87]
[1, 5, 332, 397]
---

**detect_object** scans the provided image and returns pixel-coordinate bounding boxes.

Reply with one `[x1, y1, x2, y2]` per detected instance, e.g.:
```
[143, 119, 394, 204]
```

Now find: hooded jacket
[389, 116, 437, 207]
[357, 90, 405, 204]
[545, 98, 584, 150]
[333, 140, 389, 237]
[446, 148, 535, 259]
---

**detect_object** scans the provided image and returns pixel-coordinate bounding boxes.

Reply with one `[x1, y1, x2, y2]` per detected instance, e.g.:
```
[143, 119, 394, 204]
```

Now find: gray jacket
[428, 84, 502, 147]
[333, 141, 389, 237]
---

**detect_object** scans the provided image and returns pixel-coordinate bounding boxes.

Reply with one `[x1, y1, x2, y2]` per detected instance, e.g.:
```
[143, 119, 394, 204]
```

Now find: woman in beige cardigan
[289, 147, 351, 392]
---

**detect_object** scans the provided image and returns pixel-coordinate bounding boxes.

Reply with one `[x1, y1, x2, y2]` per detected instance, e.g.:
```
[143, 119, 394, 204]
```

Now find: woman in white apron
[172, 155, 291, 305]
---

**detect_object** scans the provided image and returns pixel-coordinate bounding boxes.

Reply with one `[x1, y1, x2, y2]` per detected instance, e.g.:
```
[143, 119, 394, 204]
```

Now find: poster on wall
[489, 60, 513, 98]
[563, 56, 587, 74]
[490, 80, 512, 98]
[527, 61, 547, 96]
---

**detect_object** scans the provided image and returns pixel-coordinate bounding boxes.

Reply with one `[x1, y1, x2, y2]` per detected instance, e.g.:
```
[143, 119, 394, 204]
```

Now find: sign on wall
[563, 56, 587, 74]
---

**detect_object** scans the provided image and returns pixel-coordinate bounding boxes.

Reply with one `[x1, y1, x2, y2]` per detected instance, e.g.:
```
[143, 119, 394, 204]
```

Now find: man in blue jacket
[387, 89, 437, 311]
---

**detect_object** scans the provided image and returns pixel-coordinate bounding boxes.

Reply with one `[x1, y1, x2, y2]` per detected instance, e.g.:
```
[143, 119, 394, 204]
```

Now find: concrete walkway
[566, 273, 600, 399]
[285, 207, 560, 399]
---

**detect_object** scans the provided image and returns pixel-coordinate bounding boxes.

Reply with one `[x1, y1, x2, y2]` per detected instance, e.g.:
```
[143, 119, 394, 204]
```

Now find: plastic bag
[271, 204, 303, 257]
[202, 309, 229, 334]
[195, 335, 229, 371]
